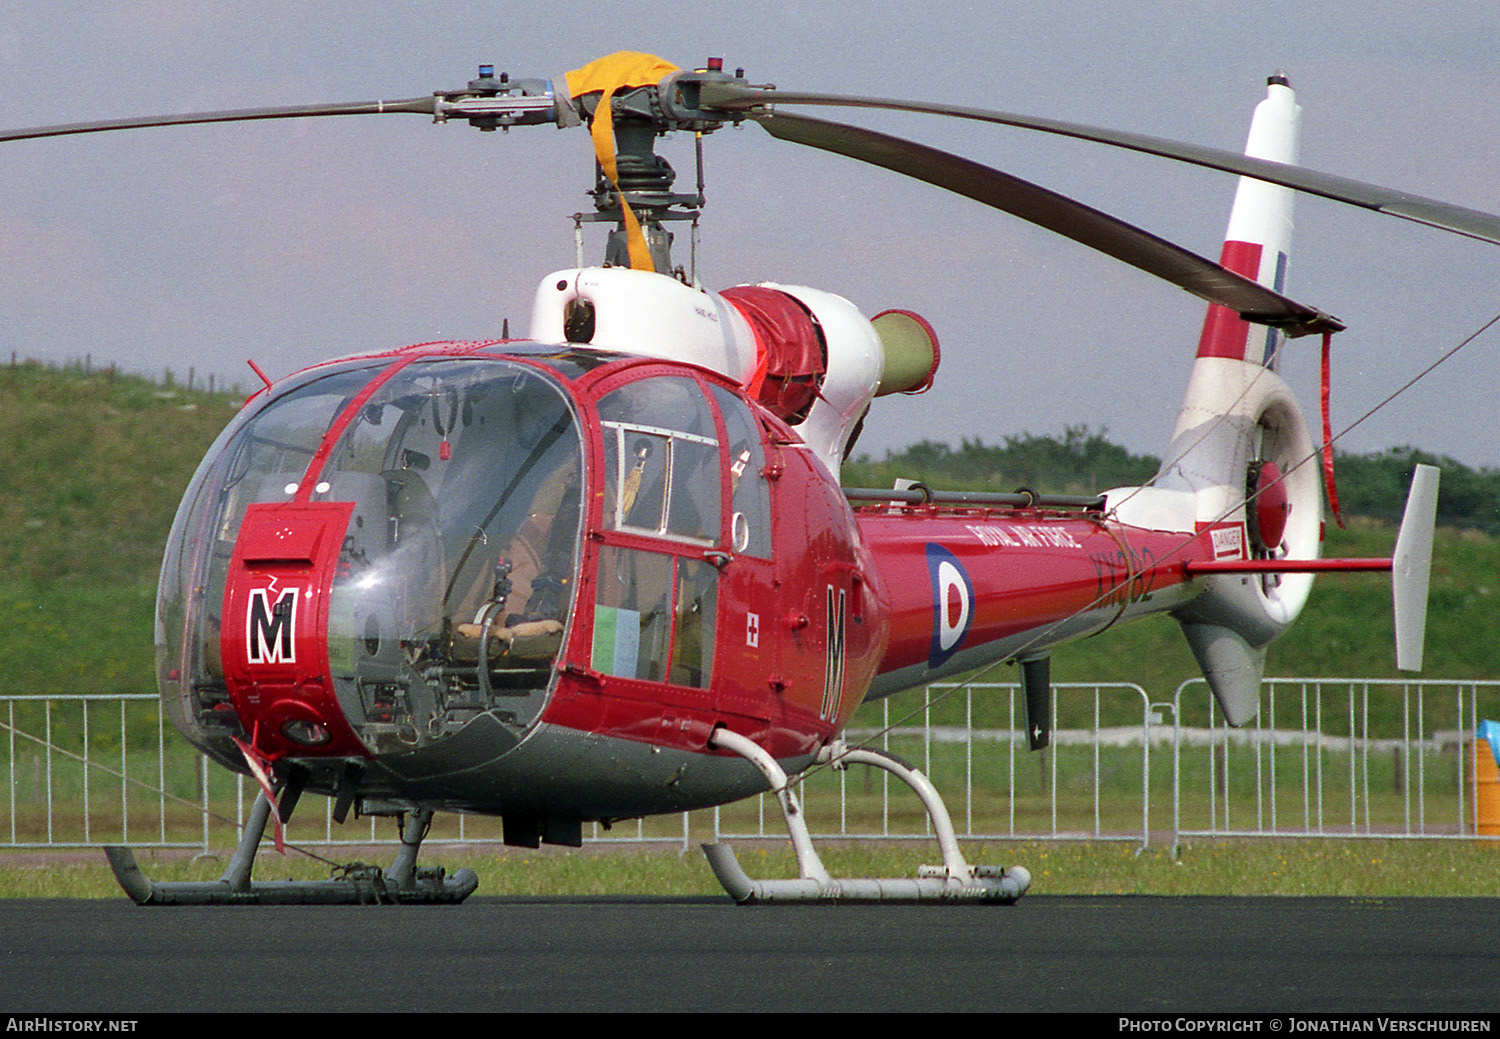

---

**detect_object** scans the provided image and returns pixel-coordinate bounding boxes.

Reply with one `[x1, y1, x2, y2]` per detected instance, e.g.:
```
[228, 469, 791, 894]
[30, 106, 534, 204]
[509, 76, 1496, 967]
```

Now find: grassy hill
[0, 362, 1493, 702]
[0, 362, 241, 695]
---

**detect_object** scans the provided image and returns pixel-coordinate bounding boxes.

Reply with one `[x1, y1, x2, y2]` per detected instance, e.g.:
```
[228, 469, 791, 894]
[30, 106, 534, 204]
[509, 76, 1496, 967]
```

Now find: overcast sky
[3, 1, 1499, 467]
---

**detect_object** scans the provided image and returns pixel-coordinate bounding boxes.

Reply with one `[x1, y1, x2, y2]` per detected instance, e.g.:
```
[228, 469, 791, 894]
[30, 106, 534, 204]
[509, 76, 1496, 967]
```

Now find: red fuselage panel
[856, 507, 1211, 686]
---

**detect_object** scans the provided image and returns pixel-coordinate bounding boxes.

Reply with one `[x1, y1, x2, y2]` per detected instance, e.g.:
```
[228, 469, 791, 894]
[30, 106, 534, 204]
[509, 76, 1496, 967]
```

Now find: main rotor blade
[757, 111, 1341, 336]
[704, 83, 1500, 246]
[0, 97, 438, 144]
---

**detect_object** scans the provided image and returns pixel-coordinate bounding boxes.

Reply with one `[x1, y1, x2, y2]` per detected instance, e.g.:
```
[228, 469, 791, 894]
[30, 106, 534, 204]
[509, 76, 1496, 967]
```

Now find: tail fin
[1196, 73, 1300, 369]
[1159, 75, 1322, 726]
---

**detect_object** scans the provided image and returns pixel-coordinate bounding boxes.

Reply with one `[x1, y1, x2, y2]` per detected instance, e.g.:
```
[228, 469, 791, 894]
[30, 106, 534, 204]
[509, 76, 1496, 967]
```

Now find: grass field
[4, 837, 1499, 899]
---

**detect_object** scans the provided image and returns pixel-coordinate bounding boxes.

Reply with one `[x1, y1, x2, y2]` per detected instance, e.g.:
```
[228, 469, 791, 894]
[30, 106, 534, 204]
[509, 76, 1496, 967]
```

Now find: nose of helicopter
[219, 500, 367, 760]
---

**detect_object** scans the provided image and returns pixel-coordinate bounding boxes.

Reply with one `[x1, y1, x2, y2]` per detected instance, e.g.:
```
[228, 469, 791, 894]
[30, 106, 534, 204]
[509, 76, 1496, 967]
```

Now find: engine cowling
[530, 267, 936, 478]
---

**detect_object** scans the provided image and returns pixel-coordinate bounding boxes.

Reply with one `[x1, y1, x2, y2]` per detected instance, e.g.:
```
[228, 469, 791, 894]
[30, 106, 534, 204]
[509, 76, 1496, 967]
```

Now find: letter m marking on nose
[247, 587, 298, 665]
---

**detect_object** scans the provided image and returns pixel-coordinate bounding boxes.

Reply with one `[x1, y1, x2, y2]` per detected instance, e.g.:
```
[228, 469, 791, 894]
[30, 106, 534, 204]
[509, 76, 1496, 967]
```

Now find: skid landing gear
[105, 793, 478, 905]
[702, 730, 1030, 904]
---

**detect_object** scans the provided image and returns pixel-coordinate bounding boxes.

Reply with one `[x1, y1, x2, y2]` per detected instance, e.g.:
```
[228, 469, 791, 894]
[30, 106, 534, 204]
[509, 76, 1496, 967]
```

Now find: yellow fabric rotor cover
[564, 53, 683, 273]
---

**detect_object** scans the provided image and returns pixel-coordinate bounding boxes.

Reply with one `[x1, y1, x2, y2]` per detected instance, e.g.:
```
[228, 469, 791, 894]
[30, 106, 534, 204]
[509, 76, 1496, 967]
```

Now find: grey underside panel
[357, 719, 802, 820]
[864, 606, 1131, 701]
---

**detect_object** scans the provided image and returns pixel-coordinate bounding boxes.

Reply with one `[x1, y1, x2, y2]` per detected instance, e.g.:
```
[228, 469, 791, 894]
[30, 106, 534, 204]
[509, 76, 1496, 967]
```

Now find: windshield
[158, 356, 585, 758]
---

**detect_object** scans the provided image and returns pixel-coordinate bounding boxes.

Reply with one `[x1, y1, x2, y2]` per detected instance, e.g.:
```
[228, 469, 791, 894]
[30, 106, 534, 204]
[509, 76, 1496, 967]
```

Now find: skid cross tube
[701, 729, 1030, 903]
[105, 793, 478, 905]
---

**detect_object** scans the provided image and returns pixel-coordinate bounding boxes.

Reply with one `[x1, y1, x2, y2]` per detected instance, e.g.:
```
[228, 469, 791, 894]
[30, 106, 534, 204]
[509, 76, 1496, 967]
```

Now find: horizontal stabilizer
[1393, 465, 1440, 671]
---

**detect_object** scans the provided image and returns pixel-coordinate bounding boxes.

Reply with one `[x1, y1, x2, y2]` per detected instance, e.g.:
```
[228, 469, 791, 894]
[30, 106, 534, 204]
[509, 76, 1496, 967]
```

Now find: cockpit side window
[588, 374, 729, 690]
[597, 377, 721, 544]
[590, 547, 717, 689]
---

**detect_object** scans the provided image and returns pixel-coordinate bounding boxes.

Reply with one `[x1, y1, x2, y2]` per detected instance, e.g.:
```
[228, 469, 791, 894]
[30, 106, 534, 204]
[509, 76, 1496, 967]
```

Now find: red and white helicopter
[4, 52, 1475, 904]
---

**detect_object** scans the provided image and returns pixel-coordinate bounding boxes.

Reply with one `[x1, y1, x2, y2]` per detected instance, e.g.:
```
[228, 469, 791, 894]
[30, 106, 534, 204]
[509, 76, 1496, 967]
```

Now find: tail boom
[857, 505, 1217, 698]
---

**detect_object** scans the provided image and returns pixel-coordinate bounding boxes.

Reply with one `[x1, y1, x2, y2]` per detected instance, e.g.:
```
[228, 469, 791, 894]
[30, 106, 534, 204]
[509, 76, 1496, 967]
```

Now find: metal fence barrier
[710, 682, 1158, 847]
[1170, 678, 1500, 852]
[2, 680, 1497, 857]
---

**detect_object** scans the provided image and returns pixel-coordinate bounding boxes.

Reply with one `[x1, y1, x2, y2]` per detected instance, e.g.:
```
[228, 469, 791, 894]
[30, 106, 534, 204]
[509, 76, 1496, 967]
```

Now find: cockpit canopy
[158, 353, 587, 759]
[156, 345, 779, 769]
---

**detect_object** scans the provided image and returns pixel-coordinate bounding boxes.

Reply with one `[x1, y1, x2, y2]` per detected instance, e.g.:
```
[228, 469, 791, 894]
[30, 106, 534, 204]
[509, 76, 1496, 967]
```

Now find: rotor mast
[427, 57, 747, 274]
[567, 57, 749, 275]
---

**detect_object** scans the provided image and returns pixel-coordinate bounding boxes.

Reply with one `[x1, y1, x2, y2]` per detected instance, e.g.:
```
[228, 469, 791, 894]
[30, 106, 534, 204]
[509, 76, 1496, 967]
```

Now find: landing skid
[105, 793, 478, 906]
[702, 730, 1030, 904]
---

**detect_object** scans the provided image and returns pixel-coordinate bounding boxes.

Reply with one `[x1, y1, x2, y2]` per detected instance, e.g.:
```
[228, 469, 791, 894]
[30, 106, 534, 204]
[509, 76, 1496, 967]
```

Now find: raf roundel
[926, 544, 974, 668]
